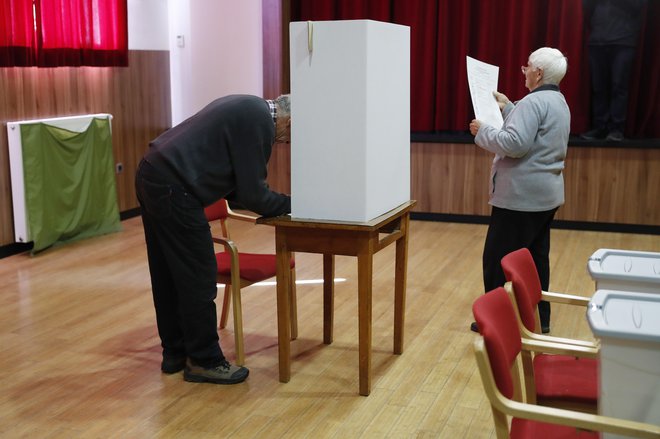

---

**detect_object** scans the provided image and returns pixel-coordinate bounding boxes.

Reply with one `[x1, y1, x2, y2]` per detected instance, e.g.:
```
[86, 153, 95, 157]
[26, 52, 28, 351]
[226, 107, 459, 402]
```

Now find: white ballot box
[289, 20, 410, 222]
[587, 289, 660, 438]
[587, 248, 660, 294]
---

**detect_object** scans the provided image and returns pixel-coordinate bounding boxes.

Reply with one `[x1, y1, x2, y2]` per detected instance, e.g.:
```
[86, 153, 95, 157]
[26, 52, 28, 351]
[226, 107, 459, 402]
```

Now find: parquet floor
[1, 215, 658, 438]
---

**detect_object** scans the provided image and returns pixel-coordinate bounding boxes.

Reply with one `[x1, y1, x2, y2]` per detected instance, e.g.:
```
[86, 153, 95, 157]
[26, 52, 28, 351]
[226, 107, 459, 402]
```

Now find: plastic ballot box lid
[587, 248, 660, 292]
[587, 289, 660, 343]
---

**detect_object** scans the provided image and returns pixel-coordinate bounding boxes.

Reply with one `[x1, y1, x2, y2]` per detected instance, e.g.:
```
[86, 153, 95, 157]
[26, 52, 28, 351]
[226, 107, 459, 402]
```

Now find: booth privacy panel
[289, 20, 410, 222]
[10, 116, 120, 252]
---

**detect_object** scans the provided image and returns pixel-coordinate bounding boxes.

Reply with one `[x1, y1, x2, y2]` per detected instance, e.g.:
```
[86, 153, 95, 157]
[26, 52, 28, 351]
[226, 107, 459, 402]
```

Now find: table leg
[357, 239, 374, 396]
[394, 212, 410, 355]
[275, 230, 291, 383]
[323, 253, 335, 344]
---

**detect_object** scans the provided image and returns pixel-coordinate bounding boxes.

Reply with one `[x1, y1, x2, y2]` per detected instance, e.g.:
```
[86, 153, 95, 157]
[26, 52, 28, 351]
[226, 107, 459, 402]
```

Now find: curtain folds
[0, 0, 128, 67]
[291, 0, 659, 138]
[0, 0, 36, 66]
[21, 118, 121, 252]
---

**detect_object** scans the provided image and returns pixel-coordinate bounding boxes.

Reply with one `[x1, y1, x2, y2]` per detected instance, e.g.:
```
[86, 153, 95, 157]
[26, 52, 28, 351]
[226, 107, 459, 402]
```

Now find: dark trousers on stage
[482, 206, 558, 327]
[135, 159, 224, 367]
[588, 44, 636, 133]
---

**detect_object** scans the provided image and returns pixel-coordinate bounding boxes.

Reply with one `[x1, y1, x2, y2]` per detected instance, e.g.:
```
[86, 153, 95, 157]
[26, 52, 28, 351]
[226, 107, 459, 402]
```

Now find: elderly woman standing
[468, 47, 570, 334]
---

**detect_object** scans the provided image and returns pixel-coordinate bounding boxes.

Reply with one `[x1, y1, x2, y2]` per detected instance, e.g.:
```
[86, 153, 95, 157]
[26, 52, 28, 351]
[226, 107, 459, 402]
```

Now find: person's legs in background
[475, 207, 531, 332]
[527, 209, 558, 331]
[475, 207, 557, 333]
[482, 207, 522, 293]
[607, 45, 636, 140]
[582, 45, 611, 140]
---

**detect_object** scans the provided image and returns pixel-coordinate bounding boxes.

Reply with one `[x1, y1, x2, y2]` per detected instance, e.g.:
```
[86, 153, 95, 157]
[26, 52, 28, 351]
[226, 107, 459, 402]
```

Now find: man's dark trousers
[136, 159, 224, 367]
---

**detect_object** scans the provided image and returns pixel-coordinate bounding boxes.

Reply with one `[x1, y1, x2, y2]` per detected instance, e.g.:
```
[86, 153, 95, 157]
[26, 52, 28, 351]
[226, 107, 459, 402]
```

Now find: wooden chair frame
[497, 281, 599, 412]
[503, 281, 599, 347]
[210, 203, 297, 366]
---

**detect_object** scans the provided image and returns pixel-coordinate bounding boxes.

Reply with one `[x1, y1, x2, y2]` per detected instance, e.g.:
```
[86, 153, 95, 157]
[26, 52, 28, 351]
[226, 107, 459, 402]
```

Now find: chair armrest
[541, 291, 591, 307]
[538, 290, 595, 347]
[521, 327, 599, 350]
[212, 236, 238, 254]
[521, 338, 599, 359]
[502, 398, 660, 438]
[227, 211, 258, 223]
[225, 205, 259, 223]
[212, 237, 242, 286]
[505, 283, 595, 347]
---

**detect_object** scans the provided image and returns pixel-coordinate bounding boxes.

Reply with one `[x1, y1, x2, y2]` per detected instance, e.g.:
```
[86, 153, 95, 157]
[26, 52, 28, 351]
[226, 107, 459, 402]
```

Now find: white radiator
[6, 113, 113, 243]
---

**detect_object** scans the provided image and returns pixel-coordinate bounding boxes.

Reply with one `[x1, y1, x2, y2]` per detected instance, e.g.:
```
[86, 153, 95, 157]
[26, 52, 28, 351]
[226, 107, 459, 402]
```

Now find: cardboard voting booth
[587, 289, 660, 438]
[289, 20, 410, 222]
[587, 248, 660, 294]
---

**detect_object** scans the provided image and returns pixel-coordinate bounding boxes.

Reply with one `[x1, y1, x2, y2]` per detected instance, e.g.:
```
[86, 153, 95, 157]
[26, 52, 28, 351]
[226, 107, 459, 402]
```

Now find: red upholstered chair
[205, 199, 297, 366]
[472, 287, 660, 439]
[500, 248, 595, 347]
[501, 248, 599, 411]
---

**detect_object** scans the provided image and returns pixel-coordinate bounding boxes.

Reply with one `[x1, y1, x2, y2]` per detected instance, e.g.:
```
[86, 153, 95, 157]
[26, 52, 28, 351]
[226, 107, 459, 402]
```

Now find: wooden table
[258, 200, 416, 395]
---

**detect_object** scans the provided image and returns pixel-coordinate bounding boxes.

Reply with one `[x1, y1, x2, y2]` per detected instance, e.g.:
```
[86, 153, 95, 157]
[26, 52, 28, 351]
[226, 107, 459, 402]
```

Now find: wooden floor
[1, 215, 659, 438]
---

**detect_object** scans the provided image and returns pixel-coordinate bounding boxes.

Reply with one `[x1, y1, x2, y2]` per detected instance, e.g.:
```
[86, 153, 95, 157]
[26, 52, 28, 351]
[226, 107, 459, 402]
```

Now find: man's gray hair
[274, 94, 291, 118]
[529, 47, 567, 86]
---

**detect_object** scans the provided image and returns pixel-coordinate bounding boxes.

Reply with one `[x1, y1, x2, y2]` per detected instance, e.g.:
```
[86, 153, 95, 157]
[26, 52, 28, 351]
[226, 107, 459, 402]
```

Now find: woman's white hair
[529, 47, 567, 85]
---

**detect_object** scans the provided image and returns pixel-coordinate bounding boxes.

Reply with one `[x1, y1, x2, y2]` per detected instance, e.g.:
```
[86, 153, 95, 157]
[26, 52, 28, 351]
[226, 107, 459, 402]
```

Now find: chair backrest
[501, 248, 542, 333]
[472, 287, 522, 400]
[204, 198, 229, 221]
[205, 198, 232, 243]
[204, 199, 230, 222]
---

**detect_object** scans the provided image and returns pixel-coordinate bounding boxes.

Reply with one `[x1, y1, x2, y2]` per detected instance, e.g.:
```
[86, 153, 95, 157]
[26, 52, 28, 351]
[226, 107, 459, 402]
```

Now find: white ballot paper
[466, 56, 503, 129]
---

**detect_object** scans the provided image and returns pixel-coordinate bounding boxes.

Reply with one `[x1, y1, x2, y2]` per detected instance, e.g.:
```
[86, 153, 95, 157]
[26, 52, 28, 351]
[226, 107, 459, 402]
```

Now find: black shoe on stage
[580, 128, 607, 141]
[606, 130, 623, 142]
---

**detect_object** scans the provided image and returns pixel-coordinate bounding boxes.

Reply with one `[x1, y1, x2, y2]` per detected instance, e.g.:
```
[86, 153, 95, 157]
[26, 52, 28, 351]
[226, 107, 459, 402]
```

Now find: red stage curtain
[291, 0, 659, 138]
[0, 0, 36, 66]
[0, 0, 127, 67]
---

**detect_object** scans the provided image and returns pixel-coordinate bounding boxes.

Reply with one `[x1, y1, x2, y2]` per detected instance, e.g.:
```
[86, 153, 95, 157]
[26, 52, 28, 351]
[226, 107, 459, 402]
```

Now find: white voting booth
[289, 20, 410, 222]
[587, 290, 660, 438]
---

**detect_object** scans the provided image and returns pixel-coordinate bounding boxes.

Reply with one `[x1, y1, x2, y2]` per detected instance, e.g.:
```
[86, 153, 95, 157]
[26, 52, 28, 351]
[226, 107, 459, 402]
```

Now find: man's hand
[469, 119, 481, 136]
[493, 91, 510, 110]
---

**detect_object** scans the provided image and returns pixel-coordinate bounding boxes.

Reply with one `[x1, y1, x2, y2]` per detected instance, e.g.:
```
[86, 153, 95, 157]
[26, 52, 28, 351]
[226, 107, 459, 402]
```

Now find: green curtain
[20, 117, 121, 253]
